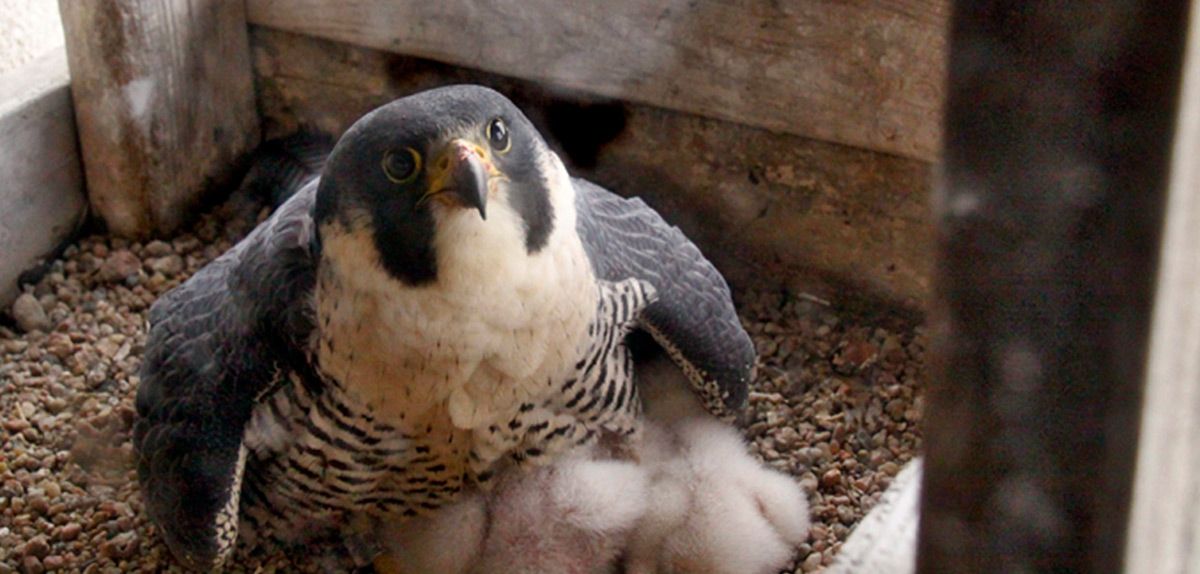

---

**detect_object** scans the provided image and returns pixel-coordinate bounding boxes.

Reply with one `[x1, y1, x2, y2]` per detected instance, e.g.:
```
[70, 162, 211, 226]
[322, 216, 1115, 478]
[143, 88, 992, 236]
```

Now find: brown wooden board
[0, 50, 87, 307]
[58, 0, 260, 238]
[247, 0, 949, 162]
[251, 28, 933, 316]
[918, 1, 1187, 571]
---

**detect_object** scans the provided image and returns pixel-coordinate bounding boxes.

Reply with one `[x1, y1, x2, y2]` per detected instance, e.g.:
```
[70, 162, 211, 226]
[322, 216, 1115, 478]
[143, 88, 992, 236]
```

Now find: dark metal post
[918, 2, 1189, 572]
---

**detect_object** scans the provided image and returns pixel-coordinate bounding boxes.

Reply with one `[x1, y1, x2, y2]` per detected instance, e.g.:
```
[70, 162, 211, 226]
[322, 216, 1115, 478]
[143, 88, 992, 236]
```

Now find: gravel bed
[737, 292, 925, 572]
[0, 196, 924, 573]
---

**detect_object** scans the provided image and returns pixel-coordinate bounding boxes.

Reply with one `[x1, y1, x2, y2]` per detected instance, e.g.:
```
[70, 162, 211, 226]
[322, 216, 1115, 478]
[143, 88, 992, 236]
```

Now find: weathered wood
[827, 459, 921, 574]
[918, 2, 1187, 572]
[246, 0, 949, 162]
[0, 49, 87, 307]
[251, 28, 933, 314]
[58, 0, 259, 238]
[1125, 8, 1200, 572]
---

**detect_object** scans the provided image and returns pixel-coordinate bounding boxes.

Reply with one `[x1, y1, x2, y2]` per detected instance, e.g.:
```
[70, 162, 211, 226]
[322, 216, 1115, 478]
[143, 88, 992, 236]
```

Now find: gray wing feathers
[572, 178, 756, 416]
[134, 182, 319, 569]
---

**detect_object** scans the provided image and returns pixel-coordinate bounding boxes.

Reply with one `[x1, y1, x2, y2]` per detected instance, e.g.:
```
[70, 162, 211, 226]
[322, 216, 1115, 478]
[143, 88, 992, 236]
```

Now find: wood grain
[246, 0, 948, 161]
[1125, 7, 1200, 572]
[0, 49, 87, 307]
[58, 0, 259, 237]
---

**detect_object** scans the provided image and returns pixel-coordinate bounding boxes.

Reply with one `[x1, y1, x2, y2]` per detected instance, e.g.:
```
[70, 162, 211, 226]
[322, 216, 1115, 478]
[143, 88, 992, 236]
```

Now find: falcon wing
[573, 178, 756, 418]
[134, 177, 320, 570]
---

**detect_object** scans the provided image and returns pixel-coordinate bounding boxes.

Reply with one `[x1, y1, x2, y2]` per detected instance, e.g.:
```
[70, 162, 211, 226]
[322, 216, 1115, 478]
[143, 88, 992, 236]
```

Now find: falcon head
[313, 85, 562, 285]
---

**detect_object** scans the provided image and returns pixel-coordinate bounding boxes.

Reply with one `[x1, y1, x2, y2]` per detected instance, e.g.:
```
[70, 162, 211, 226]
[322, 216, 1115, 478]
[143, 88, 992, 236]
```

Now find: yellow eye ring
[382, 147, 422, 184]
[486, 118, 512, 154]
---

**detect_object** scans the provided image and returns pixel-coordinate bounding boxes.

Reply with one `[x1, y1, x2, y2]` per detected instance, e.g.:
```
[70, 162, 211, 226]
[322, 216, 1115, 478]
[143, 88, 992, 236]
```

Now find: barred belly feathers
[133, 85, 756, 570]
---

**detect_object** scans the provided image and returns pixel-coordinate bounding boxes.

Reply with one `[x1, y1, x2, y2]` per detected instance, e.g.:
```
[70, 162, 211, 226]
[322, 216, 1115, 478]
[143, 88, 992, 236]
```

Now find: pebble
[27, 496, 49, 515]
[0, 199, 926, 573]
[99, 532, 138, 560]
[143, 240, 172, 257]
[58, 523, 81, 541]
[43, 334, 73, 361]
[19, 556, 42, 574]
[11, 294, 50, 333]
[738, 290, 925, 572]
[885, 398, 907, 420]
[836, 340, 878, 372]
[97, 251, 142, 283]
[147, 255, 184, 277]
[801, 552, 823, 572]
[21, 535, 50, 558]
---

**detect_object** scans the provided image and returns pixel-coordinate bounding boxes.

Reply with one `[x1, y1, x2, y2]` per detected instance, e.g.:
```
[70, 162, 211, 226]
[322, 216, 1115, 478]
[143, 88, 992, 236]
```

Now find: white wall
[0, 0, 64, 77]
[0, 1, 81, 309]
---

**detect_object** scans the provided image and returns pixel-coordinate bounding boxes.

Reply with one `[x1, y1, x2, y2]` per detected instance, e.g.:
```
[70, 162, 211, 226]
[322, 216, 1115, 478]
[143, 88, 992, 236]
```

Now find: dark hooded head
[313, 85, 558, 285]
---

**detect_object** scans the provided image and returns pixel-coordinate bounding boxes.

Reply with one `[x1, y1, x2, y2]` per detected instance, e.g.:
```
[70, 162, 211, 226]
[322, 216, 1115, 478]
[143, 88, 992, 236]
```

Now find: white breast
[314, 151, 598, 433]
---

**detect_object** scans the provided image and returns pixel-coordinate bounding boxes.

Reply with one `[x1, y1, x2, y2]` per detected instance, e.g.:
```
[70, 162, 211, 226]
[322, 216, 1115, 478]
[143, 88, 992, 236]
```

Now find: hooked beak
[425, 139, 489, 220]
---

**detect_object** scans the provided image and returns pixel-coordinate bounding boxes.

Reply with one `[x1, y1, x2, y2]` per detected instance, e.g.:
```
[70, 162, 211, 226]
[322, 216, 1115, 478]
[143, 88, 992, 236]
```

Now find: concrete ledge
[0, 48, 87, 307]
[826, 458, 921, 574]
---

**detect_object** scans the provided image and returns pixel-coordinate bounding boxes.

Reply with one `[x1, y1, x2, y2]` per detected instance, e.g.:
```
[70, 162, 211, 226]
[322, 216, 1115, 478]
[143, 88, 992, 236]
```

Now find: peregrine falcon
[133, 85, 755, 570]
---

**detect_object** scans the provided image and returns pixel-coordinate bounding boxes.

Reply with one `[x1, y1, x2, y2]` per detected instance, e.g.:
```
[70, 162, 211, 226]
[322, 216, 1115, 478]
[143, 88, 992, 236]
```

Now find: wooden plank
[246, 0, 949, 162]
[0, 49, 87, 307]
[58, 0, 260, 238]
[251, 28, 933, 314]
[1125, 7, 1200, 572]
[918, 1, 1187, 572]
[826, 458, 921, 574]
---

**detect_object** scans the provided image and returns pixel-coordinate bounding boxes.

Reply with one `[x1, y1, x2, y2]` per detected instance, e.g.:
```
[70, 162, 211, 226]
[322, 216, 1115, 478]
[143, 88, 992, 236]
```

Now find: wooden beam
[918, 1, 1187, 572]
[1125, 6, 1200, 572]
[58, 0, 260, 238]
[246, 0, 949, 162]
[0, 49, 87, 307]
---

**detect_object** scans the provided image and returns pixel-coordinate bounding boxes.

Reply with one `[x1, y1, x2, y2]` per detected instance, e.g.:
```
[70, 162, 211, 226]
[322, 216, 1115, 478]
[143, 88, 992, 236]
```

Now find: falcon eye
[382, 147, 422, 184]
[486, 118, 511, 153]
